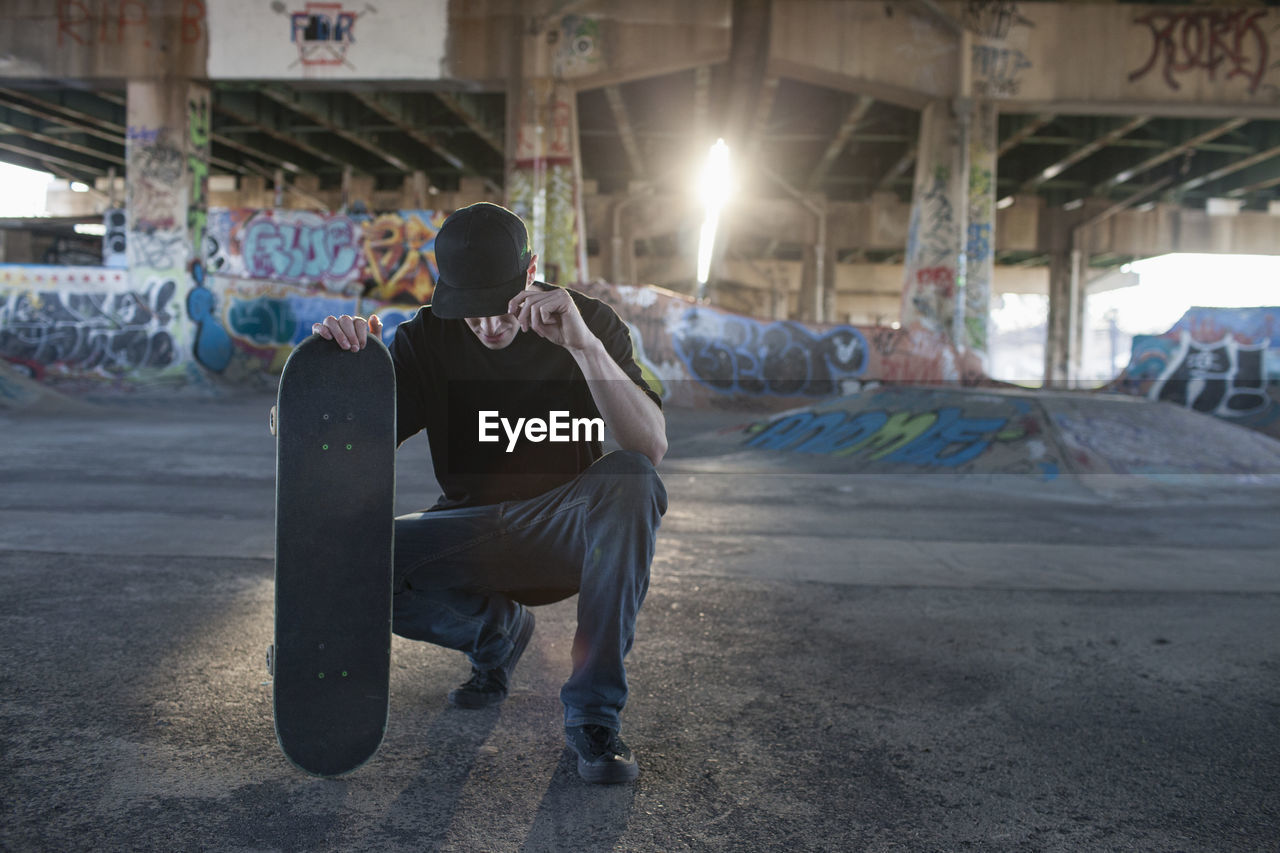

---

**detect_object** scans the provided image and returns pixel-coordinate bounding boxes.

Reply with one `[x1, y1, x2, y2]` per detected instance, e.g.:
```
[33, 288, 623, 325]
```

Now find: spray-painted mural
[1114, 307, 1280, 438]
[204, 207, 448, 304]
[576, 281, 987, 408]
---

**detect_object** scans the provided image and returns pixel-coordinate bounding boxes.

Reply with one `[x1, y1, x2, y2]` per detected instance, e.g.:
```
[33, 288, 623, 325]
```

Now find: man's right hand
[313, 314, 383, 352]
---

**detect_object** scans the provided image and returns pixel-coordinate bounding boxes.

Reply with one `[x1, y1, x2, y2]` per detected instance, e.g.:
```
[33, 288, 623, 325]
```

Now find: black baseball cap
[431, 202, 532, 319]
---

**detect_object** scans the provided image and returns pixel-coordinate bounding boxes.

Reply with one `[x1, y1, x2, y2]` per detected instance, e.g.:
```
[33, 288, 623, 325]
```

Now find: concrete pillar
[965, 100, 997, 364]
[1044, 247, 1083, 387]
[901, 100, 968, 341]
[126, 79, 227, 373]
[506, 26, 587, 286]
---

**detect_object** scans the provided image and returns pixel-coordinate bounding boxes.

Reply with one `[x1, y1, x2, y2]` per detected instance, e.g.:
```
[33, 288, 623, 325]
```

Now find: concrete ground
[1, 395, 1278, 852]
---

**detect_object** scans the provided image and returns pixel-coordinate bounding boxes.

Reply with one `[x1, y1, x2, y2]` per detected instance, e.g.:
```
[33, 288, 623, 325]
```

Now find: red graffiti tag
[56, 0, 206, 48]
[916, 266, 956, 297]
[1129, 9, 1270, 94]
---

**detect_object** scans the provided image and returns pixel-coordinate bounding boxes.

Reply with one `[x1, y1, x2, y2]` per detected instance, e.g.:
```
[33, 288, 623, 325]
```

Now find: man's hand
[313, 314, 383, 352]
[508, 287, 595, 352]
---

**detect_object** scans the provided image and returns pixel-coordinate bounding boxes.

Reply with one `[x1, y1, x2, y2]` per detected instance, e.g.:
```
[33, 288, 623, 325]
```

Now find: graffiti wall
[577, 281, 987, 409]
[0, 267, 184, 386]
[204, 207, 449, 304]
[1113, 307, 1280, 438]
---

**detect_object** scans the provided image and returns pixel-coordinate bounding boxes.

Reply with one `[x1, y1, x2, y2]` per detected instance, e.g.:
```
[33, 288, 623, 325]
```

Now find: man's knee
[588, 451, 667, 515]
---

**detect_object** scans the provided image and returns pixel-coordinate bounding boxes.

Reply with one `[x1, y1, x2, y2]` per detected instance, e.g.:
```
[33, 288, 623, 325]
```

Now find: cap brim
[429, 271, 527, 319]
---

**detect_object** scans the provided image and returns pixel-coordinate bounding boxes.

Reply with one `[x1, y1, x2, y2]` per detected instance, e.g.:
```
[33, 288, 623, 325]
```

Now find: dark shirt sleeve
[389, 317, 429, 447]
[583, 295, 663, 410]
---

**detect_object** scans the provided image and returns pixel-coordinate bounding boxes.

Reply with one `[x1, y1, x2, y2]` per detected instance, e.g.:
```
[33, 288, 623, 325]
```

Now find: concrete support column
[901, 100, 968, 341]
[505, 24, 587, 286]
[965, 100, 997, 364]
[126, 79, 226, 374]
[1044, 247, 1084, 387]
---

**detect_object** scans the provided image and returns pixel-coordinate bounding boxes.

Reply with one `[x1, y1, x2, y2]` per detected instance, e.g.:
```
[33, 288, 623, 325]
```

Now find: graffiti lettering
[241, 212, 361, 286]
[1129, 9, 1270, 94]
[361, 211, 444, 303]
[56, 0, 205, 48]
[0, 281, 177, 373]
[745, 406, 1018, 468]
[672, 310, 868, 396]
[972, 44, 1032, 97]
[286, 2, 367, 68]
[963, 1, 1034, 39]
[1153, 332, 1270, 417]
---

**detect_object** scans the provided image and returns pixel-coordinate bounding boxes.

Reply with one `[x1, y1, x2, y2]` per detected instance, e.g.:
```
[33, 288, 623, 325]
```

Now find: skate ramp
[665, 386, 1280, 499]
[0, 361, 92, 414]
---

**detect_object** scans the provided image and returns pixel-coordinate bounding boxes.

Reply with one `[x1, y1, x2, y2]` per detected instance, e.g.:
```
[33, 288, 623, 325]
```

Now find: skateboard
[268, 333, 396, 777]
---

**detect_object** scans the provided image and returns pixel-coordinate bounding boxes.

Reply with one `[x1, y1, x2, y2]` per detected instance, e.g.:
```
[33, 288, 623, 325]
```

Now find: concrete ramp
[0, 361, 93, 414]
[665, 386, 1280, 499]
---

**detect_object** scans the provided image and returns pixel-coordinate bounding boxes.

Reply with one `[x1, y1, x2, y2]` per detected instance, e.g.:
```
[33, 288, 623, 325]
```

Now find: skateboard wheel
[266, 644, 275, 676]
[268, 406, 277, 436]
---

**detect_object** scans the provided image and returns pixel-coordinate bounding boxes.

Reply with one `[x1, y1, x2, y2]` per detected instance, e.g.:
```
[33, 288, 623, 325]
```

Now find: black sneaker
[448, 606, 535, 709]
[565, 724, 639, 784]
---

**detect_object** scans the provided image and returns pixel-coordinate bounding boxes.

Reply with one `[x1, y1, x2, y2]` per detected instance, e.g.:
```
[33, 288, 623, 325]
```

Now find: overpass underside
[2, 0, 1279, 388]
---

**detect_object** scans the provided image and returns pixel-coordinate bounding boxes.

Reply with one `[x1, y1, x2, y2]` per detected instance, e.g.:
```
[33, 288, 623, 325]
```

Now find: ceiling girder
[1090, 117, 1250, 196]
[806, 95, 874, 190]
[1018, 114, 1151, 195]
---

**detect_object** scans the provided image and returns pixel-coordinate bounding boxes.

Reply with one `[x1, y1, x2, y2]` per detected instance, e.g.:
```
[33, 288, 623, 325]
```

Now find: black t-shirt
[390, 285, 661, 509]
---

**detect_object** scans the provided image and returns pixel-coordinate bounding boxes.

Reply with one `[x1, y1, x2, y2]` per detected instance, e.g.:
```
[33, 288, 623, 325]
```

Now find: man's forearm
[571, 339, 667, 466]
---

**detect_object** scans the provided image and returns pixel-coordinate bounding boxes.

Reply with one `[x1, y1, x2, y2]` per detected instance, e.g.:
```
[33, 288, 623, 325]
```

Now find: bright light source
[1063, 198, 1084, 211]
[996, 196, 1015, 210]
[70, 182, 90, 193]
[74, 223, 106, 236]
[696, 139, 732, 286]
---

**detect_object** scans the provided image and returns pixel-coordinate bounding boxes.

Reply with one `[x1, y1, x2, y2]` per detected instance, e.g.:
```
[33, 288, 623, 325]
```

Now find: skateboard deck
[270, 333, 396, 777]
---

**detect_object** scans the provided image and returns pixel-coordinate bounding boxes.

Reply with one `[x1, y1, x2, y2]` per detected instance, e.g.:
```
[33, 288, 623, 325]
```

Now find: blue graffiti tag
[745, 407, 1015, 468]
[671, 310, 868, 396]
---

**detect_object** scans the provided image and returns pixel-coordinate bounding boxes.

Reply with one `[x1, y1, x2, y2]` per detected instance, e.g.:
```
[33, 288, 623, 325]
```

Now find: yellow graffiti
[362, 212, 445, 303]
[832, 411, 939, 459]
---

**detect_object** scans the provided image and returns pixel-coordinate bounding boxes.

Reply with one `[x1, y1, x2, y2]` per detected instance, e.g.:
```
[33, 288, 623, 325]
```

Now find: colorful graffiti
[361, 210, 446, 303]
[204, 207, 451, 302]
[1115, 307, 1280, 438]
[671, 309, 868, 397]
[1129, 9, 1270, 95]
[743, 404, 1028, 468]
[286, 2, 368, 68]
[238, 210, 363, 288]
[0, 272, 178, 374]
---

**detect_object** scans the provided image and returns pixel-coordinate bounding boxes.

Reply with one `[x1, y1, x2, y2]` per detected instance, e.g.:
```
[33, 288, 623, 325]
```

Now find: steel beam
[434, 92, 504, 156]
[1018, 115, 1151, 194]
[352, 91, 501, 192]
[603, 85, 647, 183]
[998, 113, 1055, 157]
[1090, 118, 1250, 196]
[806, 95, 874, 190]
[259, 86, 411, 172]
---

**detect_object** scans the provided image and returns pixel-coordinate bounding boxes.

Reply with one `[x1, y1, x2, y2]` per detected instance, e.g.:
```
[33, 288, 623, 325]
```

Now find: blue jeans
[391, 450, 667, 731]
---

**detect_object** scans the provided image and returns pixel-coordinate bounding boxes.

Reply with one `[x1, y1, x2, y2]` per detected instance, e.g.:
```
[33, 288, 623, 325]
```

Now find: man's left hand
[508, 287, 595, 352]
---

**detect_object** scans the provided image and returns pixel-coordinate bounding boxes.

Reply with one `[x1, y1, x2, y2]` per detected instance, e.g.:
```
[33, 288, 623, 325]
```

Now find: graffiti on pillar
[971, 44, 1033, 98]
[962, 1, 1034, 38]
[185, 86, 230, 373]
[360, 210, 446, 303]
[280, 1, 374, 69]
[0, 277, 177, 373]
[128, 133, 185, 234]
[552, 14, 602, 78]
[671, 309, 869, 396]
[1129, 9, 1270, 95]
[56, 0, 207, 49]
